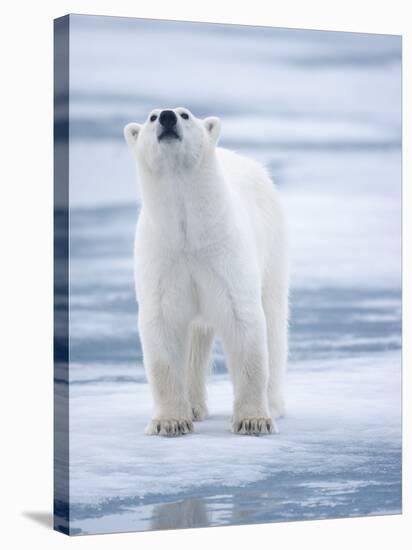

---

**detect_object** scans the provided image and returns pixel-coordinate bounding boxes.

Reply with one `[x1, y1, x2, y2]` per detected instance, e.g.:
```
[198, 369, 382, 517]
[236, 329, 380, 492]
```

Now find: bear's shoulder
[216, 147, 273, 190]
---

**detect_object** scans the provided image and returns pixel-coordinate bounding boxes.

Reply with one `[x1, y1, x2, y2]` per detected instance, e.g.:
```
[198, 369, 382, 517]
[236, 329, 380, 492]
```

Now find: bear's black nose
[159, 110, 177, 128]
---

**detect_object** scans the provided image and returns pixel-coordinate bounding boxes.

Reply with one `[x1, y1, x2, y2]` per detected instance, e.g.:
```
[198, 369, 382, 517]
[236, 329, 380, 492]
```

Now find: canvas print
[54, 14, 402, 536]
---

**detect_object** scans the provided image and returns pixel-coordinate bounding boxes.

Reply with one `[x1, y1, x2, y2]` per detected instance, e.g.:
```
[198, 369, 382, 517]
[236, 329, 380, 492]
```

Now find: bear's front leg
[139, 315, 194, 437]
[223, 312, 277, 436]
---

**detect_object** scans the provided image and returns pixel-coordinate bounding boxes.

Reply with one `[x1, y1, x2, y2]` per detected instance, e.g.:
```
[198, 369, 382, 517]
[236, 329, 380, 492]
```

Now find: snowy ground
[66, 351, 401, 535]
[54, 16, 402, 535]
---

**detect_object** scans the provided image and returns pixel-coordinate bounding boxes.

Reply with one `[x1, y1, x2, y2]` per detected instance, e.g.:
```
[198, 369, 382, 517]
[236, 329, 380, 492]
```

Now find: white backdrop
[0, 0, 409, 548]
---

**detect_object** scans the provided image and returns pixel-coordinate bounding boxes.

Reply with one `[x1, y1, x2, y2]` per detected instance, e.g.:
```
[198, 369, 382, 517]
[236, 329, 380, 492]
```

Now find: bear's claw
[232, 417, 278, 436]
[145, 418, 194, 437]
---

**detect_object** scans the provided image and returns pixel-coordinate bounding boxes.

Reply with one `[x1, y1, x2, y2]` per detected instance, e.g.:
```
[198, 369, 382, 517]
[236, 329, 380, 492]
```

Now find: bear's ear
[203, 116, 221, 143]
[124, 123, 141, 147]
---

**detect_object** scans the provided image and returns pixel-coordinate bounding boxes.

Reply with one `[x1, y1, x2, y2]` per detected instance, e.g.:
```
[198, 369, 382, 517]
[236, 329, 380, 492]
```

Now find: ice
[66, 351, 400, 533]
[70, 353, 400, 503]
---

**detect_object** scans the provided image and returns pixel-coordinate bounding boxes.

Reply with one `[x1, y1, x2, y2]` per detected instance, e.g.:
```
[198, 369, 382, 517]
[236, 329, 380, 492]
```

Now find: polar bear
[124, 107, 288, 436]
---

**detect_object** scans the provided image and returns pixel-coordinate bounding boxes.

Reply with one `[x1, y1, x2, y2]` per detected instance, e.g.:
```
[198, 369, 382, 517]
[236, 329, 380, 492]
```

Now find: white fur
[124, 107, 288, 436]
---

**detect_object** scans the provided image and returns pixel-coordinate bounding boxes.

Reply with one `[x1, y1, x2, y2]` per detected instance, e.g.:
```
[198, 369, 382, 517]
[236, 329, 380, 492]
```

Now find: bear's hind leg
[188, 324, 214, 421]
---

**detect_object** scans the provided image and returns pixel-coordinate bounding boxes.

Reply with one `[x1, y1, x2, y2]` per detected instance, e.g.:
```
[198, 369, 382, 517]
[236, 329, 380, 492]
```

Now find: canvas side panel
[53, 14, 70, 536]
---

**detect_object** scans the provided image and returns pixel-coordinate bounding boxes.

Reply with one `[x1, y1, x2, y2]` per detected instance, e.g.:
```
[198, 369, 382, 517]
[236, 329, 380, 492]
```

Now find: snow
[69, 352, 400, 503]
[66, 351, 400, 534]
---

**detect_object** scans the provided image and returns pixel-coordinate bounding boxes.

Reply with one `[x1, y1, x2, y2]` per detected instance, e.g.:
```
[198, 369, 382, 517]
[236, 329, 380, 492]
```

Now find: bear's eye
[180, 112, 189, 120]
[150, 114, 157, 122]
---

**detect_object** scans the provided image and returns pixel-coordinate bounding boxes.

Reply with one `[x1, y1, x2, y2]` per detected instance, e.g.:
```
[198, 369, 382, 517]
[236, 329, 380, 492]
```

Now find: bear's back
[216, 147, 283, 221]
[216, 147, 286, 275]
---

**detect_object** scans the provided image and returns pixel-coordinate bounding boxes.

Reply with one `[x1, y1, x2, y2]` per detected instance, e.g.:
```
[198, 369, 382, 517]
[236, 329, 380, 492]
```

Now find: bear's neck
[138, 152, 231, 241]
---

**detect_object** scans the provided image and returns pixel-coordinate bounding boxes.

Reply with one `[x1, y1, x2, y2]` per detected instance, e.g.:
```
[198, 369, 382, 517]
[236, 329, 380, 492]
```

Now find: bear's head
[124, 108, 221, 173]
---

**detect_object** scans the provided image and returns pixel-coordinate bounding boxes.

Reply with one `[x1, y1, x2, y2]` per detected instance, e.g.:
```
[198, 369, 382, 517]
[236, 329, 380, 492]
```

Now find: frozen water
[66, 352, 400, 534]
[54, 15, 402, 534]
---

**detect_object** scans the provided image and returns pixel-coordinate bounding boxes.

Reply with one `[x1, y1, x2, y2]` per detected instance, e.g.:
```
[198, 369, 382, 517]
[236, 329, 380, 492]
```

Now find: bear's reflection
[150, 497, 209, 531]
